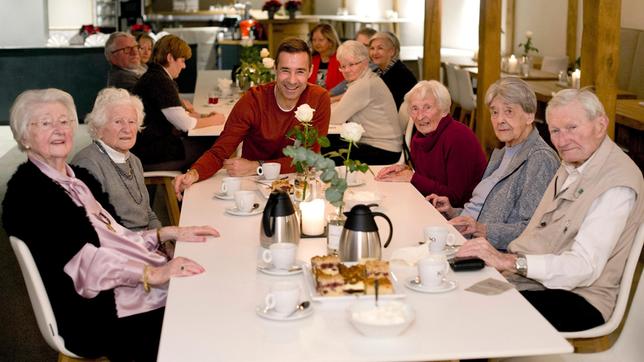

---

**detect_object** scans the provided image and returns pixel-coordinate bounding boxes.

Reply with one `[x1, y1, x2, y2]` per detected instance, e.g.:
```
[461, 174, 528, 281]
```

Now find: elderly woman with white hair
[376, 80, 487, 207]
[368, 31, 417, 109]
[426, 78, 560, 249]
[330, 40, 402, 165]
[2, 88, 219, 360]
[72, 88, 161, 231]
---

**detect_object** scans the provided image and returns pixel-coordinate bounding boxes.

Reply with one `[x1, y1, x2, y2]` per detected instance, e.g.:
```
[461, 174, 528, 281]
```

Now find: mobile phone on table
[449, 256, 485, 271]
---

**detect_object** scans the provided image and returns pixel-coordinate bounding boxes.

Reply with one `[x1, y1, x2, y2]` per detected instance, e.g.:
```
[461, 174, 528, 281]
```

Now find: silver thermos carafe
[260, 191, 300, 248]
[338, 204, 393, 262]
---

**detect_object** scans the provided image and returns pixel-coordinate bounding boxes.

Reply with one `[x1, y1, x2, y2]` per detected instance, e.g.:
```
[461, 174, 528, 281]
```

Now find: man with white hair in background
[105, 32, 145, 91]
[456, 88, 644, 332]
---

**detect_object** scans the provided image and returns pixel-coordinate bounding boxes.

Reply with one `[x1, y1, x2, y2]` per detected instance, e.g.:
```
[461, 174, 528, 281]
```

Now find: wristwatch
[515, 253, 528, 276]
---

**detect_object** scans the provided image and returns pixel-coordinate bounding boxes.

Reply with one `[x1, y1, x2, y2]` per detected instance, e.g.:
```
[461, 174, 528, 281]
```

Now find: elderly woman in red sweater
[375, 80, 487, 207]
[308, 23, 344, 91]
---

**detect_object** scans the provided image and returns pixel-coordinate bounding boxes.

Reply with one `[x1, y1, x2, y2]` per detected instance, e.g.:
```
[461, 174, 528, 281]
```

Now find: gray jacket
[458, 128, 559, 249]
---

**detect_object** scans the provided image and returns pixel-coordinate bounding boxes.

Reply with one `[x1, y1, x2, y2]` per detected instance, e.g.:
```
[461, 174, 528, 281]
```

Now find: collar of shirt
[561, 149, 598, 190]
[96, 140, 129, 163]
[162, 66, 173, 80]
[375, 56, 399, 76]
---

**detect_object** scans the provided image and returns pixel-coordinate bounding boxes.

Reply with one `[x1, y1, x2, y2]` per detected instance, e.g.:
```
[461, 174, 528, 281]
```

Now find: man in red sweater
[174, 38, 331, 199]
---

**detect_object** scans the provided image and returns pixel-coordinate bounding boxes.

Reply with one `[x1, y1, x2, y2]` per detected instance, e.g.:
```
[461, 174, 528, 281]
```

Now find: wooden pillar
[504, 0, 515, 56]
[423, 0, 441, 81]
[566, 0, 578, 68]
[581, 0, 620, 139]
[476, 0, 502, 156]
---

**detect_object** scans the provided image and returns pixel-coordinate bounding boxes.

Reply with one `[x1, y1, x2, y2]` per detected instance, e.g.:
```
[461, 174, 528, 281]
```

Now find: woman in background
[308, 23, 344, 91]
[368, 31, 417, 109]
[137, 33, 154, 66]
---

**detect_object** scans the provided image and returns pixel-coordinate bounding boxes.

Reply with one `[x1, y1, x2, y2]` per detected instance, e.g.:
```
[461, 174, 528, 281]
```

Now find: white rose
[525, 31, 533, 38]
[340, 122, 365, 143]
[262, 57, 275, 69]
[260, 48, 270, 58]
[294, 104, 315, 123]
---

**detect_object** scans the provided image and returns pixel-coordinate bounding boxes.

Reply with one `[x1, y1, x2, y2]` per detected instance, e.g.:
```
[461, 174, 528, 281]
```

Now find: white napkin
[390, 245, 429, 266]
[84, 33, 109, 47]
[46, 34, 69, 47]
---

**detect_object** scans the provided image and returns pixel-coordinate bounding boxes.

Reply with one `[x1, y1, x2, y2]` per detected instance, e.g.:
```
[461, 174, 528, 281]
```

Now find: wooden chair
[9, 236, 92, 362]
[144, 170, 182, 226]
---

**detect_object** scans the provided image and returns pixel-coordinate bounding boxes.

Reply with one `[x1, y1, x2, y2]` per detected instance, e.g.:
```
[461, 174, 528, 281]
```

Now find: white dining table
[157, 168, 573, 361]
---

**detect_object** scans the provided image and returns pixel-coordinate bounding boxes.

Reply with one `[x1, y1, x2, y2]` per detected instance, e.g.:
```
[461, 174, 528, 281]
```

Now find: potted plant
[284, 1, 302, 19]
[262, 0, 282, 20]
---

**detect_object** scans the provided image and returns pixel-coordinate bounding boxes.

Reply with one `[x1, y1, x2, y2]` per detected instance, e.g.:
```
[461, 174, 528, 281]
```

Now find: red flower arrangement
[130, 23, 152, 33]
[285, 1, 302, 11]
[262, 0, 282, 12]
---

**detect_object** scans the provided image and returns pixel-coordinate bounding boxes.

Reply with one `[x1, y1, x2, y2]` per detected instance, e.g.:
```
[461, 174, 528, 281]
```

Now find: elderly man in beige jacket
[456, 88, 644, 332]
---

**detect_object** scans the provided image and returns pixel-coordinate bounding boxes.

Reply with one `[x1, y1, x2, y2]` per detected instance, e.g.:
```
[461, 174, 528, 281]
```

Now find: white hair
[85, 88, 145, 140]
[404, 80, 451, 114]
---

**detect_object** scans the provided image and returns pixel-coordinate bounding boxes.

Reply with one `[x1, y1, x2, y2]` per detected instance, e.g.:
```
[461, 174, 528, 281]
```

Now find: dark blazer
[2, 161, 120, 358]
[380, 60, 417, 109]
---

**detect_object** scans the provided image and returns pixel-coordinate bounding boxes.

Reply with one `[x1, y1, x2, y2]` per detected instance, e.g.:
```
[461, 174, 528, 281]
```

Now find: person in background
[72, 88, 162, 232]
[369, 31, 417, 109]
[456, 88, 643, 332]
[173, 37, 331, 199]
[105, 32, 145, 91]
[329, 27, 377, 100]
[376, 80, 486, 207]
[3, 88, 220, 360]
[427, 78, 559, 249]
[308, 23, 344, 91]
[330, 40, 402, 165]
[132, 34, 224, 172]
[137, 33, 154, 66]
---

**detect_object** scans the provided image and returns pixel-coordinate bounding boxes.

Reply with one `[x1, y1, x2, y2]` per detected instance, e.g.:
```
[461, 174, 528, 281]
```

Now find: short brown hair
[151, 34, 192, 66]
[275, 37, 311, 69]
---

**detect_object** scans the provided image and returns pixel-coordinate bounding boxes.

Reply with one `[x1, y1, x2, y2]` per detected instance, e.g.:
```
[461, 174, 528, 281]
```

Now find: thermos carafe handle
[262, 195, 277, 237]
[372, 212, 393, 248]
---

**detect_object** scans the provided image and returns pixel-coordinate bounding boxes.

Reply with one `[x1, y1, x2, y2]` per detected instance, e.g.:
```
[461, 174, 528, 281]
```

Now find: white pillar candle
[508, 54, 518, 74]
[300, 199, 325, 236]
[571, 69, 581, 89]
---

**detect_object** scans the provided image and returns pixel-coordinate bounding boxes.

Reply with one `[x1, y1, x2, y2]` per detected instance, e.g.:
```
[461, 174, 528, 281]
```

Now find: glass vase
[326, 205, 345, 255]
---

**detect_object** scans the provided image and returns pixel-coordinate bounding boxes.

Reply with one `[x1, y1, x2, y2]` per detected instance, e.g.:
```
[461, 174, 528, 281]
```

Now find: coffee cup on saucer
[234, 190, 256, 213]
[220, 177, 241, 197]
[423, 226, 455, 253]
[264, 281, 300, 315]
[257, 162, 281, 181]
[262, 242, 297, 270]
[417, 255, 449, 287]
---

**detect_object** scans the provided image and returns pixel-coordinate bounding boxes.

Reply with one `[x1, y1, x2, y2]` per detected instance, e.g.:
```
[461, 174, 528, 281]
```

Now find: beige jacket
[508, 137, 644, 321]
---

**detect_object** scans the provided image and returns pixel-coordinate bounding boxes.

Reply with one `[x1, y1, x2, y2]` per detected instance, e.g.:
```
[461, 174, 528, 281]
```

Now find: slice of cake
[316, 273, 345, 296]
[311, 255, 340, 276]
[364, 277, 394, 295]
[340, 264, 366, 295]
[365, 260, 390, 279]
[271, 179, 293, 193]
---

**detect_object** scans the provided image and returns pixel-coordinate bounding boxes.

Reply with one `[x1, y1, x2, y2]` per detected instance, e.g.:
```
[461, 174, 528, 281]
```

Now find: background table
[467, 67, 559, 81]
[157, 169, 572, 361]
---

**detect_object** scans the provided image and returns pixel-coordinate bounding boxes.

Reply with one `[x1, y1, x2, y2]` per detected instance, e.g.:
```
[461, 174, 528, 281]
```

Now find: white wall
[0, 0, 48, 47]
[622, 0, 644, 30]
[514, 0, 567, 57]
[441, 0, 480, 51]
[48, 0, 93, 30]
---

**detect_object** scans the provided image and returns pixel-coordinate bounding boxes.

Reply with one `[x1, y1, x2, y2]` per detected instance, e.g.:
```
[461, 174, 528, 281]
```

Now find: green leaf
[318, 136, 330, 147]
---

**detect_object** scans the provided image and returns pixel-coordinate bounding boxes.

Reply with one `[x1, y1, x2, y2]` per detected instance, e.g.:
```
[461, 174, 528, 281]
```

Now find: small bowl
[348, 300, 415, 337]
[344, 190, 383, 210]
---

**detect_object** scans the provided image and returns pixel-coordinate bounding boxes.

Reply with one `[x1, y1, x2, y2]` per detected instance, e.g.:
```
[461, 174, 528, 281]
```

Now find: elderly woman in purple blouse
[2, 88, 219, 361]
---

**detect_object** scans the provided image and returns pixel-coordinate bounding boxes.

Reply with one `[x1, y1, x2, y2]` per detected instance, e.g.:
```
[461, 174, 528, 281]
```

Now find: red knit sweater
[191, 83, 331, 180]
[410, 115, 487, 207]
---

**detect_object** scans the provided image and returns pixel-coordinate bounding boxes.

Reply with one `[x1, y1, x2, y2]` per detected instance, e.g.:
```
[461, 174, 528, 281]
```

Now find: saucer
[255, 304, 313, 321]
[419, 243, 460, 258]
[404, 277, 457, 294]
[225, 206, 263, 216]
[257, 260, 304, 276]
[214, 192, 234, 200]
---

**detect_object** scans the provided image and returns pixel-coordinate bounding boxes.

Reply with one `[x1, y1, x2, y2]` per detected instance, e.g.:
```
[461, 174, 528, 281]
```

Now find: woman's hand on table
[147, 256, 205, 285]
[449, 215, 487, 238]
[426, 194, 457, 217]
[159, 225, 220, 242]
[223, 158, 260, 176]
[374, 164, 413, 182]
[196, 112, 225, 128]
[173, 169, 199, 201]
[456, 237, 515, 272]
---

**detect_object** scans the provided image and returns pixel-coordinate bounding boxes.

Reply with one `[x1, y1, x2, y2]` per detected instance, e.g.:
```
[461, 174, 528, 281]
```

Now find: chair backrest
[541, 56, 569, 74]
[561, 222, 644, 339]
[417, 56, 423, 80]
[396, 101, 414, 165]
[9, 236, 80, 358]
[455, 67, 476, 111]
[444, 63, 460, 105]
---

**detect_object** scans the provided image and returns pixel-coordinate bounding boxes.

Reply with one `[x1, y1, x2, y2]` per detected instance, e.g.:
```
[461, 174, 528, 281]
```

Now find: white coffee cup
[257, 162, 281, 180]
[262, 242, 297, 270]
[234, 190, 255, 212]
[418, 255, 449, 287]
[423, 226, 455, 253]
[264, 281, 300, 315]
[220, 177, 241, 196]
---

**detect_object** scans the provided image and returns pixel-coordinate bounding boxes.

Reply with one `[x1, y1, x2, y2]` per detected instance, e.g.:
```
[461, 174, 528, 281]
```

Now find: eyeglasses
[111, 45, 141, 55]
[339, 60, 366, 71]
[29, 117, 73, 130]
